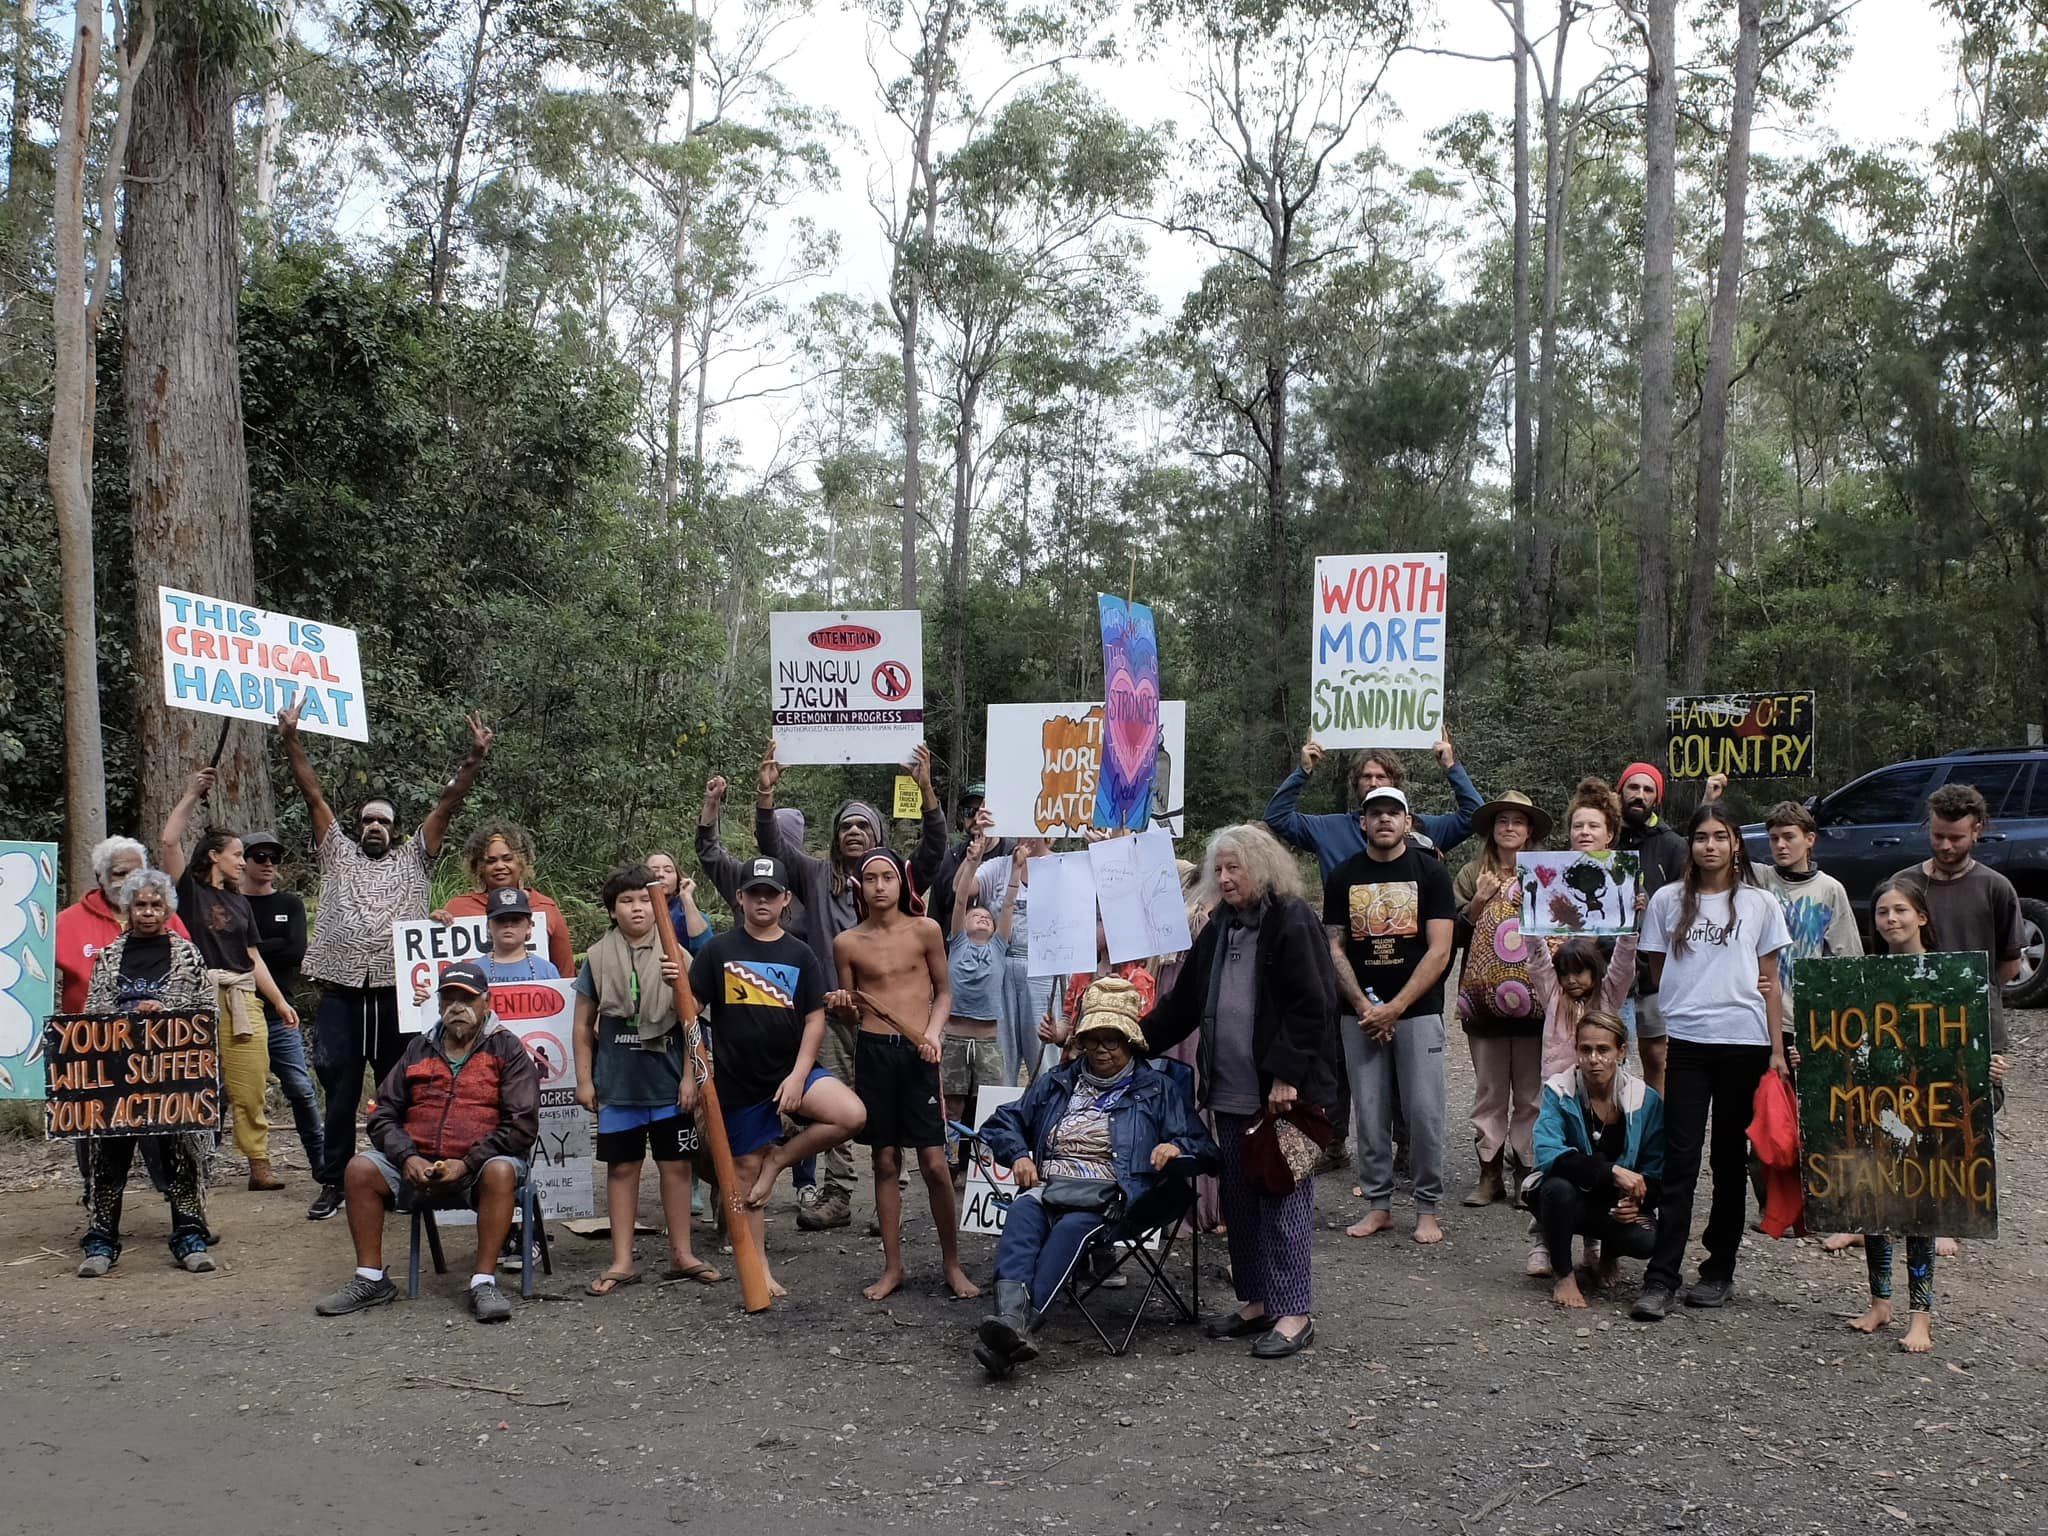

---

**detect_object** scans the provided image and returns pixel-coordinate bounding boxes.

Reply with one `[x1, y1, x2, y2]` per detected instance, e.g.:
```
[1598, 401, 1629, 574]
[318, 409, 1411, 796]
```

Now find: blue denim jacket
[980, 1058, 1218, 1203]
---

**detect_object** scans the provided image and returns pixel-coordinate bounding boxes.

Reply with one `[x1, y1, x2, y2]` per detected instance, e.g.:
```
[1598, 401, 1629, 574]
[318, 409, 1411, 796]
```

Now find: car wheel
[2001, 898, 2048, 1010]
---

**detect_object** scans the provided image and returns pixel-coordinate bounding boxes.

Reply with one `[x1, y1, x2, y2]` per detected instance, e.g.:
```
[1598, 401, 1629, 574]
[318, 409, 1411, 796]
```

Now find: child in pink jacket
[1530, 933, 1639, 1080]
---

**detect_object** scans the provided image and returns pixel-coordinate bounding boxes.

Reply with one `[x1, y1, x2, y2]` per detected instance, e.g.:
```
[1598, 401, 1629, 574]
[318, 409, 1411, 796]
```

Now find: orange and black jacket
[368, 1019, 540, 1173]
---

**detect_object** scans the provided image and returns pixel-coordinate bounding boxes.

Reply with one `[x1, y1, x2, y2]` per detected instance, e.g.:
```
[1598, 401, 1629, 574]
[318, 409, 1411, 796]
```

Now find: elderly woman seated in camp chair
[972, 977, 1218, 1377]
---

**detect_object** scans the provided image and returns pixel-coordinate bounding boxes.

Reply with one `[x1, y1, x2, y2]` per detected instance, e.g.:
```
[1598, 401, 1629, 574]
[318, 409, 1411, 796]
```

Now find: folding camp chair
[1033, 1056, 1216, 1357]
[407, 1175, 553, 1300]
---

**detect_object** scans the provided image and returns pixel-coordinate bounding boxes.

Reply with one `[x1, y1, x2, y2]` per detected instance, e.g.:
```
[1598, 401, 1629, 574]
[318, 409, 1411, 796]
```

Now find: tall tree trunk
[7, 0, 39, 216]
[125, 28, 272, 844]
[660, 0, 699, 512]
[943, 367, 980, 807]
[1509, 0, 1534, 639]
[250, 2, 292, 260]
[428, 0, 500, 309]
[1679, 0, 1761, 690]
[1633, 0, 1678, 750]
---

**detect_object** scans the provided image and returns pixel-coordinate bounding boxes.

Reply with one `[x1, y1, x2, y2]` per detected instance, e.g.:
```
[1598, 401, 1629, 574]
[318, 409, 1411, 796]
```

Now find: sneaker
[1630, 1285, 1675, 1323]
[76, 1250, 115, 1279]
[307, 1184, 345, 1221]
[468, 1280, 512, 1324]
[797, 1189, 851, 1231]
[180, 1246, 217, 1274]
[1685, 1276, 1732, 1309]
[315, 1273, 399, 1316]
[1524, 1245, 1553, 1278]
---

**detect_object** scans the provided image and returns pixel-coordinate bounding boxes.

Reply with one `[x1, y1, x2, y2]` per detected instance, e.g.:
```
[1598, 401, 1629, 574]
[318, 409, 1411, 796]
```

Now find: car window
[1822, 766, 1933, 826]
[1941, 759, 2031, 818]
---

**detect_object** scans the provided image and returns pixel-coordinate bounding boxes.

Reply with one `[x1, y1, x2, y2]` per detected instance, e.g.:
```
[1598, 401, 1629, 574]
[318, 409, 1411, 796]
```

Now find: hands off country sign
[1665, 690, 1814, 780]
[1310, 554, 1447, 749]
[1795, 953, 1996, 1239]
[157, 586, 368, 741]
[769, 610, 924, 765]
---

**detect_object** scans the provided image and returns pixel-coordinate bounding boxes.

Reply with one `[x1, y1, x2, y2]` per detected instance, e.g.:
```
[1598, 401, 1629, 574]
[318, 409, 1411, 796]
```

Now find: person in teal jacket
[1264, 731, 1484, 877]
[1525, 1010, 1664, 1310]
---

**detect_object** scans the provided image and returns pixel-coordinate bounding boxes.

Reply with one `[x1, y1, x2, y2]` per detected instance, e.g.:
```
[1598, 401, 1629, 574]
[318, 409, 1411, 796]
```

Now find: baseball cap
[738, 856, 789, 894]
[1361, 786, 1410, 813]
[243, 828, 285, 856]
[485, 886, 532, 919]
[437, 960, 490, 997]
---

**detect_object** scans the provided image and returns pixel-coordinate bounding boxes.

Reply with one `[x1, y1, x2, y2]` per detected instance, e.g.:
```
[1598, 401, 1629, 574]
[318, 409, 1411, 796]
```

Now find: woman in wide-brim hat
[1453, 791, 1554, 1208]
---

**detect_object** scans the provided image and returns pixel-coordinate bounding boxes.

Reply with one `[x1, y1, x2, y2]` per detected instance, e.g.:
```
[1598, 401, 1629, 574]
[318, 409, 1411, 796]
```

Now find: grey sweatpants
[1343, 1012, 1448, 1213]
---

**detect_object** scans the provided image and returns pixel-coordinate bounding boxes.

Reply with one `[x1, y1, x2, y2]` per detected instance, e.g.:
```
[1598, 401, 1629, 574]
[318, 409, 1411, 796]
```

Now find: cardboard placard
[1095, 595, 1163, 832]
[769, 609, 924, 764]
[43, 1009, 221, 1138]
[982, 701, 1187, 839]
[1518, 851, 1643, 938]
[959, 1085, 1027, 1236]
[1796, 953, 1997, 1239]
[390, 913, 551, 1033]
[1665, 690, 1815, 780]
[0, 841, 57, 1099]
[1310, 554, 1447, 749]
[157, 586, 367, 741]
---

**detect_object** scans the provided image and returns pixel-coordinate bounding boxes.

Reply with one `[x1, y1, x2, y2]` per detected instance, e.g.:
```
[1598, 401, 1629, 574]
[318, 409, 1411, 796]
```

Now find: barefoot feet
[1821, 1232, 1864, 1254]
[1552, 1273, 1588, 1309]
[1848, 1299, 1892, 1334]
[1414, 1213, 1444, 1245]
[1346, 1210, 1393, 1239]
[863, 1266, 905, 1302]
[945, 1263, 981, 1300]
[1900, 1312, 1934, 1353]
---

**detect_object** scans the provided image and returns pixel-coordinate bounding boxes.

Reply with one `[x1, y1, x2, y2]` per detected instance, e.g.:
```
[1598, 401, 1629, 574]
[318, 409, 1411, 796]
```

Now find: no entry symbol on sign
[873, 662, 912, 702]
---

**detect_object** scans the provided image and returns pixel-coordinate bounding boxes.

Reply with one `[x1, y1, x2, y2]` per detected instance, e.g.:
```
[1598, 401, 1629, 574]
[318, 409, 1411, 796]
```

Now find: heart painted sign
[1094, 594, 1163, 832]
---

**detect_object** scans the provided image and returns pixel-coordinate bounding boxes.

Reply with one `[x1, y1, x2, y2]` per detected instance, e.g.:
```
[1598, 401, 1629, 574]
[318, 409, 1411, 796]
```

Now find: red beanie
[1620, 761, 1666, 800]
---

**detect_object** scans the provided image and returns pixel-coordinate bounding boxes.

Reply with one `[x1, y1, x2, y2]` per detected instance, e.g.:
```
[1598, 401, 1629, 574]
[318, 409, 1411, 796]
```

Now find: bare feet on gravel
[1414, 1214, 1444, 1245]
[1935, 1237, 1959, 1258]
[863, 1266, 904, 1301]
[1848, 1299, 1892, 1333]
[944, 1264, 981, 1300]
[1346, 1211, 1393, 1238]
[1553, 1273, 1588, 1309]
[1821, 1232, 1864, 1254]
[1900, 1312, 1935, 1353]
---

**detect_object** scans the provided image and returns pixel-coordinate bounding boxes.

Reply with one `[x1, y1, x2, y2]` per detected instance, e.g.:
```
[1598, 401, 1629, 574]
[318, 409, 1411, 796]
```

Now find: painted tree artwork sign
[1093, 594, 1162, 832]
[1517, 851, 1642, 937]
[1796, 953, 1997, 1239]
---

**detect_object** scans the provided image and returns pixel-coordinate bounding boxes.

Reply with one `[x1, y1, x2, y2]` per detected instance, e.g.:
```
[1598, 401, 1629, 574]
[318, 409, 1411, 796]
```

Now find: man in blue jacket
[1264, 731, 1484, 877]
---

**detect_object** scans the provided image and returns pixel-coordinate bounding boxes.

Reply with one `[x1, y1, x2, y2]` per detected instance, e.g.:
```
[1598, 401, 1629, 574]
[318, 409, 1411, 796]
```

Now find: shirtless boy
[688, 856, 864, 1298]
[827, 847, 978, 1301]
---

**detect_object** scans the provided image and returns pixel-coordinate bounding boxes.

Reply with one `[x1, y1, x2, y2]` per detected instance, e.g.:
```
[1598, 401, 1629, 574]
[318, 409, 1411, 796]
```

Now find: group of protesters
[48, 706, 2017, 1364]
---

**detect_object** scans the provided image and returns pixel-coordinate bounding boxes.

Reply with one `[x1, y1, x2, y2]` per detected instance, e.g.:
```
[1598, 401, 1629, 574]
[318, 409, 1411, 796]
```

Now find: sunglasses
[248, 849, 280, 864]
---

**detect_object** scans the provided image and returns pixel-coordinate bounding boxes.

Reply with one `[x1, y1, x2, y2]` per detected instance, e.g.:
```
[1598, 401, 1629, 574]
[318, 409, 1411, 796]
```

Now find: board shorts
[361, 1149, 528, 1211]
[941, 1032, 1005, 1102]
[594, 1103, 699, 1165]
[1633, 992, 1666, 1042]
[723, 1066, 833, 1159]
[855, 1031, 946, 1150]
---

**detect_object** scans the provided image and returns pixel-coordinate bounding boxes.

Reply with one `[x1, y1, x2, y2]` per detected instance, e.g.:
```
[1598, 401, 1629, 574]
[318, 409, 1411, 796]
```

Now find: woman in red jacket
[55, 836, 190, 1015]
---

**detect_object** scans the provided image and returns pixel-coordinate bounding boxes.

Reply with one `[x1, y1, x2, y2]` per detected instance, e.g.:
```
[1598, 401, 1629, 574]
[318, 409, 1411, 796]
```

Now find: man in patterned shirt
[279, 702, 492, 1221]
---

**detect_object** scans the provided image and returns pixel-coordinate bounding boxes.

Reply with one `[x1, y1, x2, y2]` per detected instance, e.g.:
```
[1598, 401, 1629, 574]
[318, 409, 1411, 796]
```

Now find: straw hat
[1471, 790, 1554, 843]
[1073, 975, 1147, 1047]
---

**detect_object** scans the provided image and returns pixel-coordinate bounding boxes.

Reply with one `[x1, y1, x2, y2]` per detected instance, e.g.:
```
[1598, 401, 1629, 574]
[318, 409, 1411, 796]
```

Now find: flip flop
[662, 1261, 723, 1285]
[586, 1270, 643, 1296]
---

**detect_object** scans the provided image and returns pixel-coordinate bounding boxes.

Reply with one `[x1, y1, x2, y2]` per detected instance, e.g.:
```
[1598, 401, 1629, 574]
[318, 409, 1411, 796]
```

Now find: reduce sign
[1795, 953, 1996, 1239]
[43, 1009, 222, 1139]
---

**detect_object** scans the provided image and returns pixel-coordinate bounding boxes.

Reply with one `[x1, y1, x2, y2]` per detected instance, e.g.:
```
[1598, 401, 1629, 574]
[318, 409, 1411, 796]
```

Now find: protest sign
[490, 979, 594, 1221]
[1095, 595, 1163, 832]
[1309, 553, 1447, 749]
[157, 586, 367, 741]
[1026, 851, 1101, 978]
[390, 913, 552, 1033]
[982, 701, 1187, 839]
[960, 1085, 1026, 1237]
[0, 841, 56, 1099]
[1796, 953, 1997, 1239]
[1666, 690, 1815, 780]
[42, 1009, 220, 1138]
[1091, 830, 1192, 965]
[892, 775, 923, 819]
[768, 609, 924, 764]
[1518, 850, 1642, 938]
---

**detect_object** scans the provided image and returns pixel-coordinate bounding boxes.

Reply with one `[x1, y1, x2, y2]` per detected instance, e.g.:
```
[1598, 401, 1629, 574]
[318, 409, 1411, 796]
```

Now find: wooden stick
[850, 988, 927, 1049]
[649, 885, 773, 1314]
[208, 718, 231, 769]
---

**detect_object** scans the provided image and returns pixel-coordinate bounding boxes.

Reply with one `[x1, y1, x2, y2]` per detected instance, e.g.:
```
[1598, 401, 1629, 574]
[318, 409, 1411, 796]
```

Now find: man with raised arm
[1265, 729, 1483, 877]
[278, 703, 491, 1222]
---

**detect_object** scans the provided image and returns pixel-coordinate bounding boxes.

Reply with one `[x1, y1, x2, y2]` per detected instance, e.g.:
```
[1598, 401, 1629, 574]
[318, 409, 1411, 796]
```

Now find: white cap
[1360, 786, 1410, 813]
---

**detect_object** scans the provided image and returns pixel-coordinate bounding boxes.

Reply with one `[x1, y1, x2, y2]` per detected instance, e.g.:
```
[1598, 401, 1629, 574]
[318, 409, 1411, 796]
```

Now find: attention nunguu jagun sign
[1795, 953, 1997, 1239]
[1309, 554, 1447, 750]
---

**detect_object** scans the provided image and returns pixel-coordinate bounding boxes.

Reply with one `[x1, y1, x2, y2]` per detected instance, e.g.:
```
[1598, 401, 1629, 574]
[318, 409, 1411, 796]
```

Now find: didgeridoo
[649, 886, 773, 1314]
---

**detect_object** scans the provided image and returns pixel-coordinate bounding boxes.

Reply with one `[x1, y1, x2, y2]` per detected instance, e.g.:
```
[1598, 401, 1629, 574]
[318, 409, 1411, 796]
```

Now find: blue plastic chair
[407, 1177, 552, 1300]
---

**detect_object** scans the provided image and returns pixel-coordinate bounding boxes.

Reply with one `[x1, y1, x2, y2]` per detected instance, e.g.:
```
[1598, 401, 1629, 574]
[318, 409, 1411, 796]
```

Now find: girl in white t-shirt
[1629, 804, 1791, 1323]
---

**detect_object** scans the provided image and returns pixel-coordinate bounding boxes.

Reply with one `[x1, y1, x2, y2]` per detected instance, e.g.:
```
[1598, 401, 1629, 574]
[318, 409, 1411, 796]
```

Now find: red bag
[1746, 1070, 1807, 1239]
[1242, 1103, 1338, 1197]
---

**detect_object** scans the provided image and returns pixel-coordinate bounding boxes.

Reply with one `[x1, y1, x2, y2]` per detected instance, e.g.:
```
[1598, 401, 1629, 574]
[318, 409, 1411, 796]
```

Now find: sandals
[662, 1260, 724, 1285]
[586, 1270, 643, 1296]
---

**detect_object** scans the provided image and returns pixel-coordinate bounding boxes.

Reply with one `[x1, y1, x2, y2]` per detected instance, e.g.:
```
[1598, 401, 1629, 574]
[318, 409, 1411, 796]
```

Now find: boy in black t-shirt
[1322, 787, 1457, 1245]
[688, 857, 865, 1298]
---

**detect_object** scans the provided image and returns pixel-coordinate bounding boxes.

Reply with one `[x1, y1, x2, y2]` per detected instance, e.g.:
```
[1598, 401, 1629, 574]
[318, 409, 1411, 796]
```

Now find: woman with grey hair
[76, 869, 217, 1276]
[55, 836, 189, 1015]
[1140, 824, 1341, 1359]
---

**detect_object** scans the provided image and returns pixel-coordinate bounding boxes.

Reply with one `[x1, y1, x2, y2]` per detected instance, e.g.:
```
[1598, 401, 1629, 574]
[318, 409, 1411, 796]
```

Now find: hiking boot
[316, 1273, 399, 1316]
[1462, 1154, 1506, 1207]
[797, 1188, 851, 1231]
[1630, 1285, 1674, 1323]
[247, 1158, 286, 1192]
[468, 1280, 513, 1324]
[307, 1184, 345, 1221]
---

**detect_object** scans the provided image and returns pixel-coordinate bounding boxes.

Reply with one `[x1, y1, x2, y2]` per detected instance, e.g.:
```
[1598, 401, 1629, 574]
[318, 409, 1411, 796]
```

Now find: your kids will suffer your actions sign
[43, 1010, 221, 1138]
[1796, 953, 1997, 1239]
[1310, 554, 1447, 749]
[1666, 691, 1815, 780]
[157, 587, 367, 741]
[769, 610, 925, 765]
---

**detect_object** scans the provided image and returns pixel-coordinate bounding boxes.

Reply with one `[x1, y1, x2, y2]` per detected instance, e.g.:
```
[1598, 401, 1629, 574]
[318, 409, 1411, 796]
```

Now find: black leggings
[1536, 1176, 1655, 1276]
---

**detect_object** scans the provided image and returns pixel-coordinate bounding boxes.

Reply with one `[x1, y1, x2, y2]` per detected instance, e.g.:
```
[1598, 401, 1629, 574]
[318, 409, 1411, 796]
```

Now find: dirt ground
[2, 1018, 2042, 1536]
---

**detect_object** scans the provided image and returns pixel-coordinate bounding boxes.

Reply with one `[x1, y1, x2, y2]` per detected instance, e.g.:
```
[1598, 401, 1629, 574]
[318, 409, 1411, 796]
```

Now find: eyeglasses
[248, 849, 280, 864]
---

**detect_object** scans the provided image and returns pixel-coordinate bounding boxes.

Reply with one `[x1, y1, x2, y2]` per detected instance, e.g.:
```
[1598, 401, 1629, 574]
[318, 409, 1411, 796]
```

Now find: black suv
[1741, 747, 2048, 1009]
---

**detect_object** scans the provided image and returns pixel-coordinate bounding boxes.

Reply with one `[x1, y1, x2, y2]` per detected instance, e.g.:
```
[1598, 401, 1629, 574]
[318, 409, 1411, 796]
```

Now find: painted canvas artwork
[1093, 595, 1162, 832]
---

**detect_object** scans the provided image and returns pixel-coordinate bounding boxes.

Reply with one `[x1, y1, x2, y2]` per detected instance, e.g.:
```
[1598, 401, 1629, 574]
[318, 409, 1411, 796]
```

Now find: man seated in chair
[316, 961, 539, 1324]
[972, 977, 1216, 1377]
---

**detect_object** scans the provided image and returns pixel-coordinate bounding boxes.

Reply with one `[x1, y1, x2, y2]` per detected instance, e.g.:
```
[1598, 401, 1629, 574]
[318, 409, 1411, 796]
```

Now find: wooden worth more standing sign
[1795, 954, 1997, 1239]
